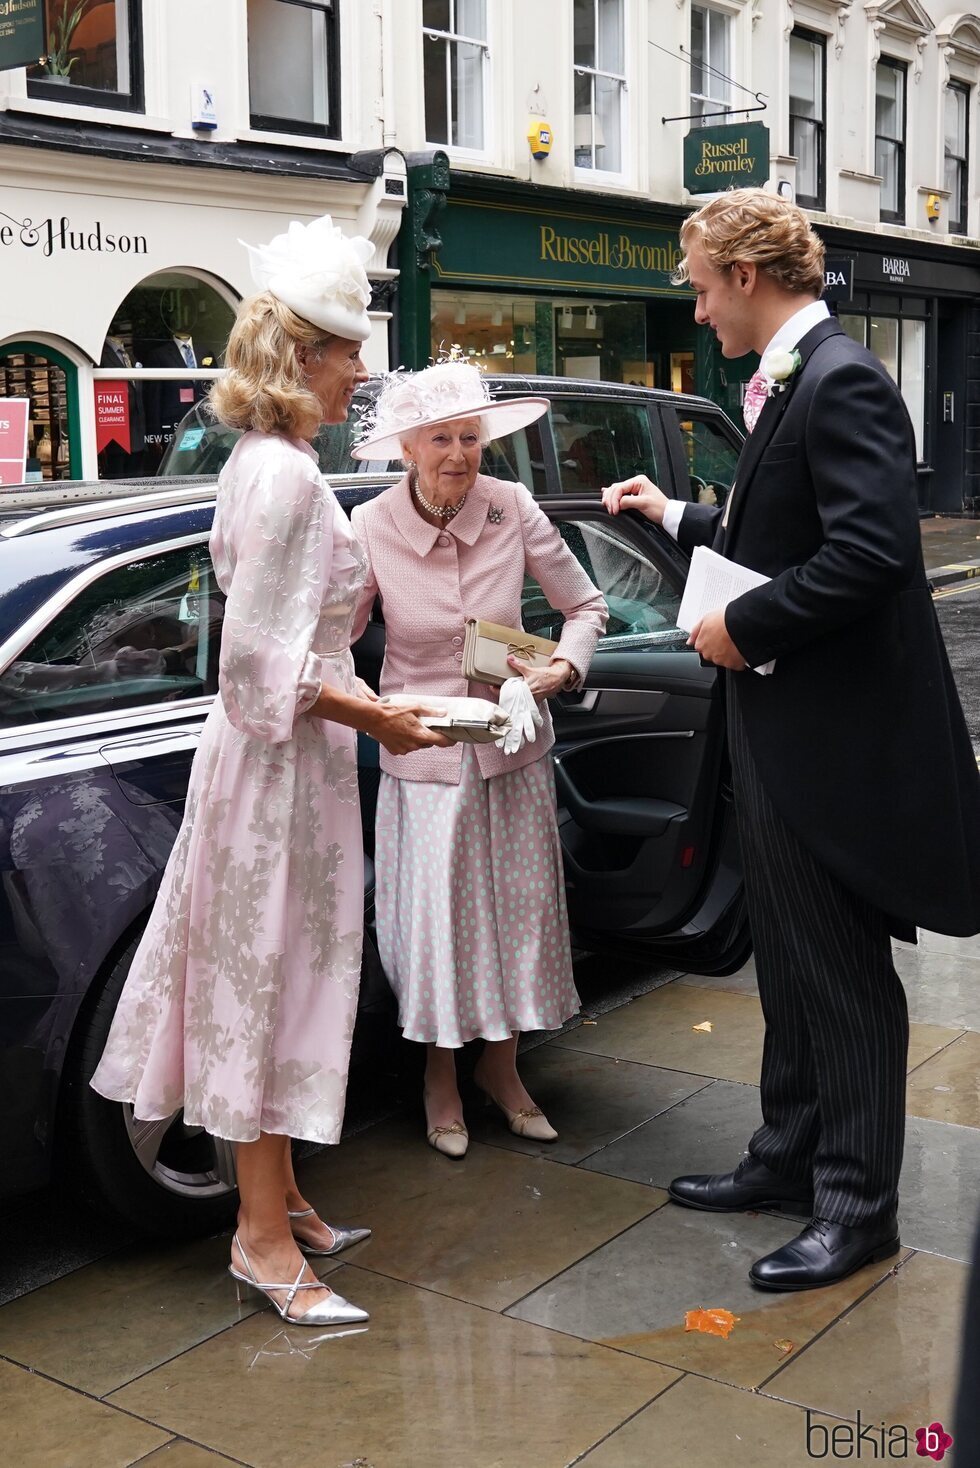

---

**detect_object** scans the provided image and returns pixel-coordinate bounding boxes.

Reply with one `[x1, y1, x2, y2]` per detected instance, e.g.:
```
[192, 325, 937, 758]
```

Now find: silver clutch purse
[380, 694, 510, 745]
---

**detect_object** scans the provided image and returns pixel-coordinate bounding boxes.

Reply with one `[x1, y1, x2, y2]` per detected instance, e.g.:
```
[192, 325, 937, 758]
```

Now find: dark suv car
[0, 378, 748, 1238]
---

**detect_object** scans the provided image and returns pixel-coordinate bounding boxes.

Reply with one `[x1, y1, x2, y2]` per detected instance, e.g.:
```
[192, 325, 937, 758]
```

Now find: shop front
[401, 172, 728, 401]
[0, 147, 405, 484]
[819, 234, 980, 514]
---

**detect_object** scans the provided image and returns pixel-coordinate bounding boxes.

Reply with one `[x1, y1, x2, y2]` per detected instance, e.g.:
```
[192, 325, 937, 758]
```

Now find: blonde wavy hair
[209, 292, 332, 440]
[675, 188, 826, 296]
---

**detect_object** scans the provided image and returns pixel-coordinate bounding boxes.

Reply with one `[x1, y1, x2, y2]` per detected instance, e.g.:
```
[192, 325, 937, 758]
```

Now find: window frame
[837, 299, 930, 464]
[247, 0, 341, 141]
[875, 56, 907, 225]
[689, 3, 732, 125]
[572, 0, 627, 178]
[945, 80, 970, 235]
[422, 0, 490, 157]
[789, 26, 826, 210]
[27, 0, 144, 114]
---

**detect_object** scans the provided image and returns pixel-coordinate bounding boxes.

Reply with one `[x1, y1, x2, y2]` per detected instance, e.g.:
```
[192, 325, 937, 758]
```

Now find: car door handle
[555, 689, 600, 713]
[99, 730, 202, 765]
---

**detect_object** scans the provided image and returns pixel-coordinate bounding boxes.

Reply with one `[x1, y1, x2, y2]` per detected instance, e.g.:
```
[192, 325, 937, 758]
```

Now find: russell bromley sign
[683, 122, 770, 194]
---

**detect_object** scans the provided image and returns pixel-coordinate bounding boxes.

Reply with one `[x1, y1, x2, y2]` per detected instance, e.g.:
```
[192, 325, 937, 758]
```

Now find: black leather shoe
[749, 1216, 900, 1292]
[668, 1155, 813, 1214]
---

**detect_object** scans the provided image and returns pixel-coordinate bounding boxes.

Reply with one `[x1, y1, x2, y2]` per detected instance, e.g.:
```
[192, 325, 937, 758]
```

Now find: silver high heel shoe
[287, 1207, 371, 1257]
[228, 1232, 369, 1325]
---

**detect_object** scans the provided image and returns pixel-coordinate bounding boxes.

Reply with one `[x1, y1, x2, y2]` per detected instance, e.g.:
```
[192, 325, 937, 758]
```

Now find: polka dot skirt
[374, 747, 581, 1048]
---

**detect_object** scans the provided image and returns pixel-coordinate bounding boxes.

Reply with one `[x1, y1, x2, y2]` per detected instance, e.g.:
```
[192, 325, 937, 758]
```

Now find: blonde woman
[92, 216, 445, 1324]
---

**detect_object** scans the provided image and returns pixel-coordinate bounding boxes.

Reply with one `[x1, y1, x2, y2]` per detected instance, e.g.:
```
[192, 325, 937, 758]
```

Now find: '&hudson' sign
[0, 0, 43, 73]
[683, 123, 770, 194]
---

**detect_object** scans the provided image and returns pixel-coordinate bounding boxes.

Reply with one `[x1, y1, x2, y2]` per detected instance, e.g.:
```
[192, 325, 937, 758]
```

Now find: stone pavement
[0, 930, 977, 1468]
[921, 515, 980, 586]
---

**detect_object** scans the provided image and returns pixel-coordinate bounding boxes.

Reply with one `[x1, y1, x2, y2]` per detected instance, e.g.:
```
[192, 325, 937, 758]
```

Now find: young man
[604, 189, 980, 1291]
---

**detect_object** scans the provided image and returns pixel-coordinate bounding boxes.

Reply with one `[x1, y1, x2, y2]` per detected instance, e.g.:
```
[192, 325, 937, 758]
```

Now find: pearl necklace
[412, 471, 467, 521]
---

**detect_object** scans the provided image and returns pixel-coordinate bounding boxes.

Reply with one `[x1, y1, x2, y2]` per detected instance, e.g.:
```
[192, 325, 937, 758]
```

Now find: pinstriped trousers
[727, 683, 909, 1227]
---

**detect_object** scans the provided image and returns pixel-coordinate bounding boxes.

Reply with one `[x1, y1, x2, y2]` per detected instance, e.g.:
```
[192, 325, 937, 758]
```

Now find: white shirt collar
[761, 299, 830, 362]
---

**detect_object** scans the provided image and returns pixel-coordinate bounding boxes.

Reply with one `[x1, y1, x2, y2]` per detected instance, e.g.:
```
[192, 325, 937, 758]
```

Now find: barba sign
[683, 122, 770, 194]
[0, 209, 148, 258]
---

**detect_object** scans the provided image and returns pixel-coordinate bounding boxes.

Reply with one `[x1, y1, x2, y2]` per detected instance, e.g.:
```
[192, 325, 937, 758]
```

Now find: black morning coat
[678, 317, 980, 939]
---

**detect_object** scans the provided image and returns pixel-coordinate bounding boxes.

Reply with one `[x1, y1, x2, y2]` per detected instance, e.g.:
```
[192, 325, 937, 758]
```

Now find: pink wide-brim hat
[350, 362, 548, 460]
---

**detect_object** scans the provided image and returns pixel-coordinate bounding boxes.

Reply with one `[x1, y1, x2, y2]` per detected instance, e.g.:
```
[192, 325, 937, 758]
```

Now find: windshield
[157, 393, 389, 477]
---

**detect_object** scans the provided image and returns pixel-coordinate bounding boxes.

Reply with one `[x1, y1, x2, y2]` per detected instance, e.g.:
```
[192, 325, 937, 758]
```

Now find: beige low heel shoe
[423, 1092, 469, 1158]
[478, 1087, 558, 1142]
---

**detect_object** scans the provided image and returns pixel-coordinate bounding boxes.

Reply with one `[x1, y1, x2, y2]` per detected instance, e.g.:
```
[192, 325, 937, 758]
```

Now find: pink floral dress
[91, 432, 368, 1144]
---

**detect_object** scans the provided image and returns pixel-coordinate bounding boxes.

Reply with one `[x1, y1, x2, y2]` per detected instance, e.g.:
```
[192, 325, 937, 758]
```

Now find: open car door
[522, 500, 749, 976]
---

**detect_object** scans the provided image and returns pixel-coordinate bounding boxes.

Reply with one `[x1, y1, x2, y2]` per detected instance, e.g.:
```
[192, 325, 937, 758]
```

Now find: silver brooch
[488, 505, 504, 524]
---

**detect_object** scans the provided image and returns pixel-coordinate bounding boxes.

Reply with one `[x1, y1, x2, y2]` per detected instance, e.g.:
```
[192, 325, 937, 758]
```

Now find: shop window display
[0, 352, 73, 483]
[96, 272, 236, 479]
[28, 0, 142, 110]
[430, 290, 646, 386]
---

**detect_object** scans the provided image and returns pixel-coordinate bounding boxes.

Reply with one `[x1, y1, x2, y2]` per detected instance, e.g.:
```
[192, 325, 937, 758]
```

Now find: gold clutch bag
[462, 618, 558, 687]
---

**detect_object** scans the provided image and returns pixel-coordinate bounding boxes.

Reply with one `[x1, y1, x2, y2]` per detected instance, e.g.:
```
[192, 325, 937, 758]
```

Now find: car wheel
[62, 931, 239, 1239]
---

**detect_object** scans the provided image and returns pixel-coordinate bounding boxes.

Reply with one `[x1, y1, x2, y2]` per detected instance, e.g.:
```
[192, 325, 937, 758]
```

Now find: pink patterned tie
[742, 369, 769, 433]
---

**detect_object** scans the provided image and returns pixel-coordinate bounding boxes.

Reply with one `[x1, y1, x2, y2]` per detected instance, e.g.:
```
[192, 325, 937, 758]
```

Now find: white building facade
[1, 1, 978, 507]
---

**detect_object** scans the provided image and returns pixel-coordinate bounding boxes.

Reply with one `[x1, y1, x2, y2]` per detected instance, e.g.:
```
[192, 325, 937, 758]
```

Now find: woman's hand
[364, 699, 452, 755]
[505, 655, 573, 702]
[602, 475, 669, 524]
[354, 677, 380, 702]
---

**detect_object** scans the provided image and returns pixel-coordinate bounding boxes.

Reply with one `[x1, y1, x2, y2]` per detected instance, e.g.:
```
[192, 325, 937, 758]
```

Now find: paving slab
[898, 1113, 980, 1261]
[0, 1358, 169, 1468]
[297, 1116, 664, 1310]
[109, 1266, 680, 1468]
[509, 1205, 910, 1390]
[906, 1031, 980, 1128]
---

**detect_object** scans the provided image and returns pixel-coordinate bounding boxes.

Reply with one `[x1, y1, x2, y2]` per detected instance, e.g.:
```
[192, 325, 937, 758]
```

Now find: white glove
[498, 677, 543, 756]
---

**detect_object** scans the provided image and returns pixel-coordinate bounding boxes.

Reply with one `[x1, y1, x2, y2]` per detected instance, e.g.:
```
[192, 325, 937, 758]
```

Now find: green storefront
[398, 158, 749, 418]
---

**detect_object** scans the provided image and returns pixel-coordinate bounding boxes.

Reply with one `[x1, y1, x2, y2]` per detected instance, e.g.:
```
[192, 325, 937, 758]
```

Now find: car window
[552, 398, 658, 493]
[674, 410, 740, 511]
[481, 419, 548, 496]
[0, 546, 224, 728]
[521, 519, 686, 650]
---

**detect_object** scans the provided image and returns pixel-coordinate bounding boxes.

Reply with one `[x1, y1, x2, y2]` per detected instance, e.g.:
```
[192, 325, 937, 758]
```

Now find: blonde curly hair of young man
[209, 292, 333, 440]
[675, 188, 826, 297]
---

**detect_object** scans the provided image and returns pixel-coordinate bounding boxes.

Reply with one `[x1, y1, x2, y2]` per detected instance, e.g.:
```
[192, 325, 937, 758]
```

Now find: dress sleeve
[218, 449, 330, 744]
[349, 502, 380, 645]
[515, 484, 609, 687]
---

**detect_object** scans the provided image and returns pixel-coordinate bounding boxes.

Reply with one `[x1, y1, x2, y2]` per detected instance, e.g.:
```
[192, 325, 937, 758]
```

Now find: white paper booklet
[676, 546, 776, 676]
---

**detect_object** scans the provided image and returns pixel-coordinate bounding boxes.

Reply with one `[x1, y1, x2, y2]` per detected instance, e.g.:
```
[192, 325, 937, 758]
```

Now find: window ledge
[572, 167, 633, 190]
[11, 97, 165, 130]
[237, 126, 348, 154]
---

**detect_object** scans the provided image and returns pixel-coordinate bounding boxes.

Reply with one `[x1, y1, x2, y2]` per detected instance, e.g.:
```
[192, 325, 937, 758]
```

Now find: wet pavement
[920, 513, 980, 581]
[1, 926, 977, 1467]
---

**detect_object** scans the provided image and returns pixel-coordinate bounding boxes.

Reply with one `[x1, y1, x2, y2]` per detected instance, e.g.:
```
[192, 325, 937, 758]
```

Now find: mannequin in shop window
[99, 331, 146, 477]
[142, 315, 212, 465]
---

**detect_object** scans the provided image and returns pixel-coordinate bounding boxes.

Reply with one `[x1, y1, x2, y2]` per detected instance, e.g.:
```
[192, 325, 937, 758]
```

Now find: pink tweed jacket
[350, 473, 608, 784]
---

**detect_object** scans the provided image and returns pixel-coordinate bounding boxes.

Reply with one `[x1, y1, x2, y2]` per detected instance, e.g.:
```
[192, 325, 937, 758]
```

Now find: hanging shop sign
[683, 123, 770, 194]
[434, 199, 686, 296]
[822, 256, 854, 303]
[0, 397, 30, 487]
[94, 382, 132, 455]
[0, 0, 43, 73]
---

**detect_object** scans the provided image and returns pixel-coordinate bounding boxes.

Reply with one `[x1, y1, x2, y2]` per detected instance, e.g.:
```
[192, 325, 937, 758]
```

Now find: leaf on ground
[684, 1307, 739, 1338]
[774, 1339, 795, 1355]
[692, 1020, 713, 1033]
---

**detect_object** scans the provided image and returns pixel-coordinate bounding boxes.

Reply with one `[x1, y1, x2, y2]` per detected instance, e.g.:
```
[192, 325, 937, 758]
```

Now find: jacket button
[454, 652, 463, 661]
[452, 636, 462, 646]
[437, 534, 450, 547]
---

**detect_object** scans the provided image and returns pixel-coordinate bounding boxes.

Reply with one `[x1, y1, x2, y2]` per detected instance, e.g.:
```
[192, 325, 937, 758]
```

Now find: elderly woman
[350, 364, 608, 1156]
[91, 216, 445, 1324]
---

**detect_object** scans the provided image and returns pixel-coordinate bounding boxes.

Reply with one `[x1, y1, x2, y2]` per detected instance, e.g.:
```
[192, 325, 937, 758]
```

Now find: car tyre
[61, 931, 239, 1240]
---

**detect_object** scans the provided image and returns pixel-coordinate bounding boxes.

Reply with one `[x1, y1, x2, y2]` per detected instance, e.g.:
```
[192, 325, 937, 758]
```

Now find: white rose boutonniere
[761, 347, 802, 395]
